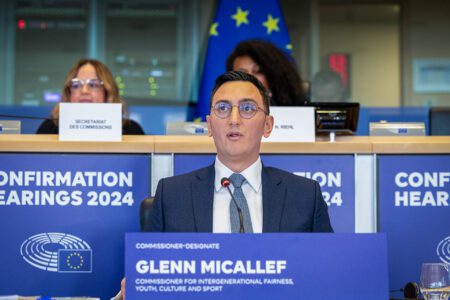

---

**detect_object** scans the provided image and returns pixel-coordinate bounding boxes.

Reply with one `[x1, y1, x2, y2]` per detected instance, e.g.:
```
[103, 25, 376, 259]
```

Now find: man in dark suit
[118, 70, 332, 299]
[145, 70, 333, 233]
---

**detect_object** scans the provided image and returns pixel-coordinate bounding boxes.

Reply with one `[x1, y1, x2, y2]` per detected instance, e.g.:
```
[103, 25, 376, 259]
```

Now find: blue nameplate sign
[125, 233, 388, 300]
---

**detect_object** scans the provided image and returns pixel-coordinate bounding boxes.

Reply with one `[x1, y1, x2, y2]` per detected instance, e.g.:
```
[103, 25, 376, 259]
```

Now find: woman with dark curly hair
[226, 39, 308, 106]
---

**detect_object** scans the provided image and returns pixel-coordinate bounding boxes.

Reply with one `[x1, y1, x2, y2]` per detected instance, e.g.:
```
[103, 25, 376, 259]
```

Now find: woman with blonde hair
[37, 59, 144, 134]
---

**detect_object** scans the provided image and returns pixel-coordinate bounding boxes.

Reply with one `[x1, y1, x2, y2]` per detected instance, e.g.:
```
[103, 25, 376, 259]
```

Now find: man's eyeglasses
[211, 100, 267, 119]
[70, 78, 104, 91]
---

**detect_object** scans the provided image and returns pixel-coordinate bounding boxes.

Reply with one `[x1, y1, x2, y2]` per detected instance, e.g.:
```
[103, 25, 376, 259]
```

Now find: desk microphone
[0, 114, 57, 121]
[221, 177, 245, 233]
[402, 282, 420, 298]
[389, 282, 420, 298]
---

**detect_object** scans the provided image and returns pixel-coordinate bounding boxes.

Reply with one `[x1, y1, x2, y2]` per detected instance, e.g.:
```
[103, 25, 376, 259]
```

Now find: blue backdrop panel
[174, 154, 216, 176]
[125, 233, 389, 300]
[0, 154, 151, 299]
[378, 155, 450, 293]
[262, 155, 355, 232]
[174, 154, 355, 232]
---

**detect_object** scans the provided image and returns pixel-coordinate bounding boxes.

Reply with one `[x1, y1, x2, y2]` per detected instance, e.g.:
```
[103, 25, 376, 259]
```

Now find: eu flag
[58, 249, 92, 273]
[197, 0, 292, 120]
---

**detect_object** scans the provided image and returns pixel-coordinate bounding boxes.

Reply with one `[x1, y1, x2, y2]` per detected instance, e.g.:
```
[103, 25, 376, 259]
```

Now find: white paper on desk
[264, 106, 315, 142]
[59, 103, 122, 142]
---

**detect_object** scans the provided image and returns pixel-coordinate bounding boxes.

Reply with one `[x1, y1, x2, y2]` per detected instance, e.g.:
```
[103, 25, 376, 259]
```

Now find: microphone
[221, 177, 245, 233]
[0, 114, 57, 121]
[389, 282, 420, 298]
[402, 282, 420, 298]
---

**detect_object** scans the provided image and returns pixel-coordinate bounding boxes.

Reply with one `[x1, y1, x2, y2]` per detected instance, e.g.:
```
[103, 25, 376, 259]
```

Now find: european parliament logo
[20, 232, 93, 273]
[437, 236, 450, 265]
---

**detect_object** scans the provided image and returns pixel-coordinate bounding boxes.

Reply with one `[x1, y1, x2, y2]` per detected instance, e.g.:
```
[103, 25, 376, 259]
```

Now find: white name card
[264, 106, 315, 142]
[59, 103, 122, 141]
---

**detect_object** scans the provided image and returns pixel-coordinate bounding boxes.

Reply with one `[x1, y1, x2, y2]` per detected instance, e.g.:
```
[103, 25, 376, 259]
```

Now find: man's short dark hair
[210, 70, 270, 114]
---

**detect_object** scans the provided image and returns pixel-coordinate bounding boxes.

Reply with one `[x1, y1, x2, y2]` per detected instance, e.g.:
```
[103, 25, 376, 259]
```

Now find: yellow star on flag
[286, 44, 293, 50]
[262, 14, 280, 34]
[210, 22, 219, 36]
[231, 7, 249, 27]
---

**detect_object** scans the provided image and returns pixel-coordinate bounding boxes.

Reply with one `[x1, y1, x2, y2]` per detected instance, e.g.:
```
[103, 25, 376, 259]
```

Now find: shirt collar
[214, 156, 262, 193]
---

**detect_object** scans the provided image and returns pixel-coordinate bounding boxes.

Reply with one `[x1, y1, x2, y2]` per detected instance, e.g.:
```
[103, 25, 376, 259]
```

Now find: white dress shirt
[111, 158, 265, 299]
[212, 156, 263, 233]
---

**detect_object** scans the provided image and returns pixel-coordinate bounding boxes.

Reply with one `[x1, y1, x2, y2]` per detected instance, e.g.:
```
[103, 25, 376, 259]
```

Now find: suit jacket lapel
[262, 167, 285, 232]
[191, 165, 215, 232]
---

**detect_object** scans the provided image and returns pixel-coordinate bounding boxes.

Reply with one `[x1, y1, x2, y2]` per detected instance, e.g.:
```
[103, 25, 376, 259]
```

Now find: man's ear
[263, 115, 274, 138]
[206, 115, 213, 137]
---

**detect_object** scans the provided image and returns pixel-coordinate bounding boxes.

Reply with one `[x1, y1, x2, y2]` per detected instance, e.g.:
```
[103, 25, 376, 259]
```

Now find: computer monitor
[430, 107, 450, 135]
[309, 102, 360, 135]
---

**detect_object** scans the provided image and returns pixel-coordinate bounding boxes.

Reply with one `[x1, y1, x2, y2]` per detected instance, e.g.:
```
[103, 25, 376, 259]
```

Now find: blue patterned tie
[229, 173, 253, 233]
